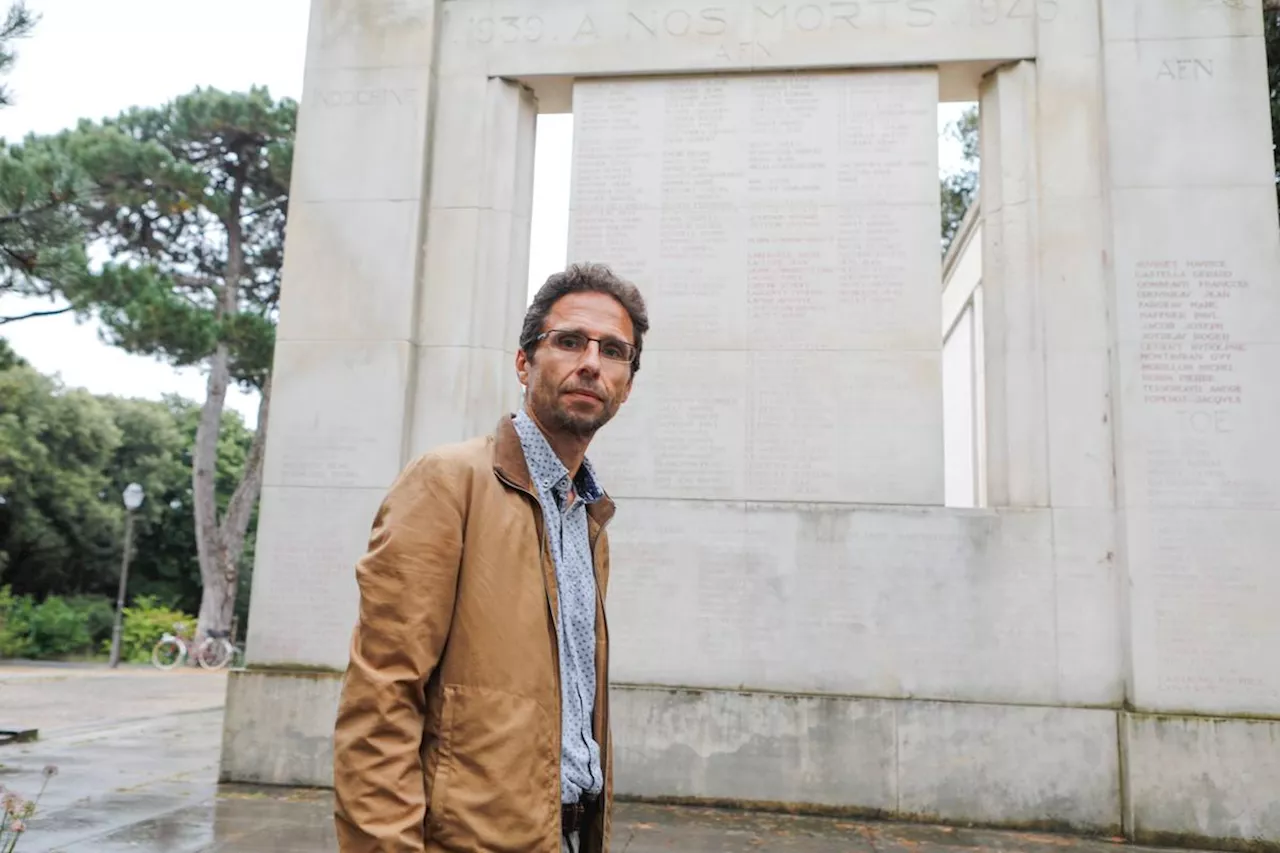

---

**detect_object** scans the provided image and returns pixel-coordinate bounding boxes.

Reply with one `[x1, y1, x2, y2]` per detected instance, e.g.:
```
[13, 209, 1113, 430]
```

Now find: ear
[515, 348, 530, 388]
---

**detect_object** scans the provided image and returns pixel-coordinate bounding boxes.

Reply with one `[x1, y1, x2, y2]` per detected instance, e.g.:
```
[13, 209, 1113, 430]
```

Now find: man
[333, 263, 649, 853]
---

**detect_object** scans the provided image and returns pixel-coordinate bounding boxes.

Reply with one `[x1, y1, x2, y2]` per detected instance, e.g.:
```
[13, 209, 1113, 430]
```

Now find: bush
[0, 586, 34, 658]
[24, 596, 91, 658]
[65, 595, 116, 647]
[115, 595, 194, 663]
[0, 587, 115, 659]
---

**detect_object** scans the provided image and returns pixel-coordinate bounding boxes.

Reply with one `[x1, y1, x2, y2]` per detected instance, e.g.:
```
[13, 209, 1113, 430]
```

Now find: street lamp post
[108, 483, 145, 668]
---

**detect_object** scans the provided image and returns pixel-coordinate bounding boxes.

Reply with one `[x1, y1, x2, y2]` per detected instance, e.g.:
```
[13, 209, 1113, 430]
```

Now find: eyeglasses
[527, 329, 637, 365]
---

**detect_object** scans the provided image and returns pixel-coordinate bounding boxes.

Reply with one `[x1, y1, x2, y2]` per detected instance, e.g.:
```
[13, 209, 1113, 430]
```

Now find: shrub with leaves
[114, 595, 194, 663]
[0, 587, 112, 659]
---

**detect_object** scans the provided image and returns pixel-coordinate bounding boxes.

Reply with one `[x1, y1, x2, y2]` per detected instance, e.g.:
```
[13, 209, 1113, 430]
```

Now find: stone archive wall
[568, 69, 1118, 708]
[572, 71, 942, 507]
[223, 0, 1280, 846]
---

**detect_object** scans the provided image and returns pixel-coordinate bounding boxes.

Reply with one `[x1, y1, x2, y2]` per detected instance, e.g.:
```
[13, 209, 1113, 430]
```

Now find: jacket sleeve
[333, 453, 466, 853]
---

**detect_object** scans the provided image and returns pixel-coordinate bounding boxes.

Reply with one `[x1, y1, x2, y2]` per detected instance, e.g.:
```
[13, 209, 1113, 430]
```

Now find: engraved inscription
[458, 13, 545, 43]
[571, 72, 941, 504]
[972, 0, 1059, 24]
[315, 88, 418, 108]
[445, 0, 1055, 59]
[322, 0, 433, 46]
[1156, 59, 1214, 81]
[752, 0, 941, 31]
[628, 7, 731, 36]
[1136, 259, 1247, 410]
[606, 503, 1059, 695]
[1145, 512, 1280, 705]
[1134, 257, 1274, 508]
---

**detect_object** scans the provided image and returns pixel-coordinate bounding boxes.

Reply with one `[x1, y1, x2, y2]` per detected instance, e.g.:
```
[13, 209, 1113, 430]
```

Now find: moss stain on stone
[1133, 827, 1280, 853]
[615, 794, 1122, 839]
[237, 663, 342, 678]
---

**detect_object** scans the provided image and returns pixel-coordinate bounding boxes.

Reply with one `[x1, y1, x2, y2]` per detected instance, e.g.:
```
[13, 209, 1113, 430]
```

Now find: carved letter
[1195, 59, 1214, 78]
[754, 4, 787, 26]
[869, 0, 897, 27]
[831, 1, 861, 28]
[574, 15, 598, 40]
[1008, 0, 1033, 18]
[627, 11, 658, 37]
[665, 9, 692, 35]
[699, 7, 729, 34]
[1157, 60, 1176, 80]
[1037, 0, 1059, 21]
[795, 4, 824, 30]
[907, 0, 936, 25]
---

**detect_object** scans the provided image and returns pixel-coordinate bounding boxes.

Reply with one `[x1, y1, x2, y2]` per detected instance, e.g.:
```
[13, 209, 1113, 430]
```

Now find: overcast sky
[0, 0, 963, 428]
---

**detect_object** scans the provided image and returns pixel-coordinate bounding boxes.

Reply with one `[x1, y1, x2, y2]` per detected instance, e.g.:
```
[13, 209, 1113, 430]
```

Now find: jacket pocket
[427, 684, 558, 853]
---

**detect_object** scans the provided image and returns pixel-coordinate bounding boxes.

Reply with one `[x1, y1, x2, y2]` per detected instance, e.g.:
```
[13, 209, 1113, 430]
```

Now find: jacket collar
[492, 414, 616, 527]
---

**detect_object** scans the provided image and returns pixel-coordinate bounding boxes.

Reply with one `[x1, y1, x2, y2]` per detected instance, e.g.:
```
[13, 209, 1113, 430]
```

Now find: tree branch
[219, 372, 271, 550]
[0, 305, 72, 324]
[240, 195, 287, 220]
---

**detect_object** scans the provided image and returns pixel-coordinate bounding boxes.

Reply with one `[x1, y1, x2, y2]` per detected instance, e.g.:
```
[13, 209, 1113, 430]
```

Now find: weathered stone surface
[571, 70, 943, 505]
[220, 669, 344, 787]
[232, 0, 1280, 845]
[1124, 712, 1280, 847]
[604, 500, 1122, 706]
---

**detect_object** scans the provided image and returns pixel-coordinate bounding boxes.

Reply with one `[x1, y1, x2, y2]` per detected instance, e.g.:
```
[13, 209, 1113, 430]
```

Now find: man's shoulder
[403, 433, 494, 481]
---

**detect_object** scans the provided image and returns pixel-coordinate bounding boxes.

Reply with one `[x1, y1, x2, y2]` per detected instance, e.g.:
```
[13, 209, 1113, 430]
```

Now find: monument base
[217, 674, 1280, 849]
[219, 668, 343, 787]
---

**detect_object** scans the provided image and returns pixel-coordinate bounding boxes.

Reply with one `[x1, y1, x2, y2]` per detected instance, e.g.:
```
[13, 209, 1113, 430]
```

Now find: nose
[574, 340, 603, 375]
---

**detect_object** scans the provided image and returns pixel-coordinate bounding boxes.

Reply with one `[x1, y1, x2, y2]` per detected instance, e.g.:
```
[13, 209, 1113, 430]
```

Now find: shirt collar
[512, 409, 605, 503]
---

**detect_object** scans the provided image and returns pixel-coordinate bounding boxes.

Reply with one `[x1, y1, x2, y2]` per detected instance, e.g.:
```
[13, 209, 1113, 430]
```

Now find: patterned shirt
[512, 409, 604, 804]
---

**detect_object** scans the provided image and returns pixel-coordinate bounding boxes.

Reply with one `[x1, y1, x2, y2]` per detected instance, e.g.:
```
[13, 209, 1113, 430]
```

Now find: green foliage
[0, 133, 95, 321]
[66, 593, 114, 646]
[0, 337, 23, 369]
[44, 86, 296, 390]
[0, 361, 123, 596]
[0, 2, 100, 326]
[940, 105, 979, 255]
[0, 586, 111, 659]
[116, 594, 194, 663]
[0, 355, 257, 618]
[0, 2, 35, 109]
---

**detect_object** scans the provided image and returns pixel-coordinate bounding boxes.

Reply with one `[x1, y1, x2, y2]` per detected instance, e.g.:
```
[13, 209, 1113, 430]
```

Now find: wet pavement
[0, 665, 1201, 852]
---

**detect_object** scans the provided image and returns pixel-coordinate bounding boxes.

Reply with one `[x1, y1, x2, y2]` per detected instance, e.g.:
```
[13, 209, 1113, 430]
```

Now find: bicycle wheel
[196, 638, 232, 670]
[151, 638, 185, 670]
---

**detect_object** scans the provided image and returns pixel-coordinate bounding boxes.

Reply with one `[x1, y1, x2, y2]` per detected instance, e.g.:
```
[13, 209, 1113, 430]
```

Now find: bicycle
[194, 629, 239, 670]
[151, 622, 193, 670]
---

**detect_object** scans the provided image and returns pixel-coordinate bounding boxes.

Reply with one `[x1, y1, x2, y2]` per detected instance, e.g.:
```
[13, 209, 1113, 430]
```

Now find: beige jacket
[333, 415, 615, 852]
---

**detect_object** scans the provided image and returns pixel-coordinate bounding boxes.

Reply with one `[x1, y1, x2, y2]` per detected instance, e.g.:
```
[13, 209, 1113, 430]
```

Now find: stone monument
[219, 0, 1280, 847]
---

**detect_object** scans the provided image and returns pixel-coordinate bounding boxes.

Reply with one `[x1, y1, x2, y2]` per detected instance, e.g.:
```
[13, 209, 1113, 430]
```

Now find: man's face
[516, 291, 635, 440]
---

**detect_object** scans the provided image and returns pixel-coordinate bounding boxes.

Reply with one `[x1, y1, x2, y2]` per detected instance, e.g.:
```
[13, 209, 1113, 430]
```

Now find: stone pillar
[1031, 4, 1125, 709]
[1098, 0, 1280, 844]
[220, 0, 442, 786]
[411, 76, 538, 453]
[979, 61, 1048, 510]
[981, 31, 1124, 710]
